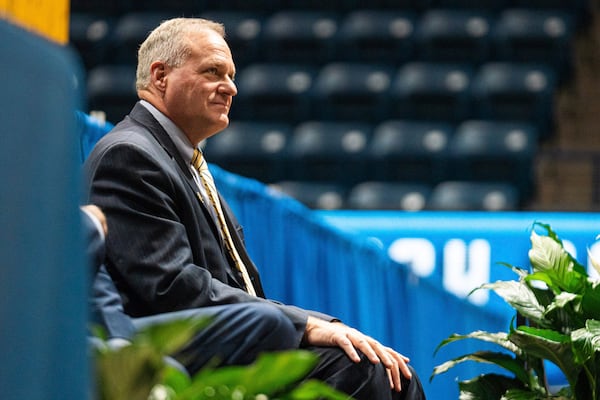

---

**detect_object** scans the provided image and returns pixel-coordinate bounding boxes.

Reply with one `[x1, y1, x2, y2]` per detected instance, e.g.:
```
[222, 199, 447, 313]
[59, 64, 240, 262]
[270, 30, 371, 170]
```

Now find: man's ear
[150, 61, 167, 91]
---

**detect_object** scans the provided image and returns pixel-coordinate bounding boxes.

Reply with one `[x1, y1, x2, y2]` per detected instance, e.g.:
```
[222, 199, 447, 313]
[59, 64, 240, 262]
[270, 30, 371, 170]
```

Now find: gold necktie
[191, 148, 257, 296]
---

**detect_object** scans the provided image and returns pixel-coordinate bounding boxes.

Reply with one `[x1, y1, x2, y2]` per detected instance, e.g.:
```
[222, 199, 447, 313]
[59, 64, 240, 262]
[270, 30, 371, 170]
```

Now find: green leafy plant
[431, 223, 600, 400]
[93, 317, 349, 400]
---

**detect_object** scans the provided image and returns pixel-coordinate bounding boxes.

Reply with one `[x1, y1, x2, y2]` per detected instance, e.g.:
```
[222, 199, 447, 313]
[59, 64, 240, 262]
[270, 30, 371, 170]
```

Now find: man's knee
[231, 302, 298, 350]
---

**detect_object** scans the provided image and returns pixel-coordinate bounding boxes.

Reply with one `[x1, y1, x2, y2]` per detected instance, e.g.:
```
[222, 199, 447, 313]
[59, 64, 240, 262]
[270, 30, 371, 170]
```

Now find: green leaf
[528, 231, 586, 294]
[134, 316, 211, 356]
[543, 292, 585, 332]
[500, 388, 548, 400]
[481, 280, 546, 326]
[181, 351, 320, 399]
[95, 344, 164, 400]
[432, 351, 530, 385]
[434, 331, 522, 356]
[458, 374, 525, 400]
[284, 379, 350, 400]
[581, 279, 600, 322]
[509, 326, 579, 388]
[571, 319, 600, 365]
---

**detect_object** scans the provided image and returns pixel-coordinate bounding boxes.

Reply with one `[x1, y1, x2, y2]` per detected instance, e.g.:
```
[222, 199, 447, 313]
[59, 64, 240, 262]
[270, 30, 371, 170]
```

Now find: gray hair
[136, 18, 225, 91]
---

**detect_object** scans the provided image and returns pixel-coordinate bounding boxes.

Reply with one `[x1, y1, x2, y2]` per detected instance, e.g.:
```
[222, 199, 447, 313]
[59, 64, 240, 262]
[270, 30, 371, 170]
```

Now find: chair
[233, 63, 316, 123]
[368, 120, 453, 184]
[431, 0, 510, 10]
[336, 10, 417, 64]
[347, 181, 432, 211]
[288, 121, 373, 186]
[389, 62, 473, 122]
[428, 181, 520, 211]
[447, 119, 538, 196]
[269, 181, 347, 210]
[470, 62, 557, 136]
[70, 0, 124, 15]
[312, 62, 394, 122]
[86, 64, 137, 124]
[262, 11, 339, 64]
[415, 9, 493, 64]
[110, 12, 177, 65]
[69, 13, 113, 70]
[203, 121, 292, 183]
[200, 11, 264, 68]
[493, 9, 575, 79]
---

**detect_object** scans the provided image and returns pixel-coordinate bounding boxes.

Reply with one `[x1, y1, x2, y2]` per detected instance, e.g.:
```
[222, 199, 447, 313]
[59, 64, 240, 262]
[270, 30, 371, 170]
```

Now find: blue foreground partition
[214, 165, 600, 398]
[0, 21, 86, 399]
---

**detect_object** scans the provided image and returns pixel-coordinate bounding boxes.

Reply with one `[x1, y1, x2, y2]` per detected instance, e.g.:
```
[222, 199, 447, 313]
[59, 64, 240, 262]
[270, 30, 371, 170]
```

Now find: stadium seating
[493, 9, 575, 79]
[312, 62, 394, 122]
[428, 181, 520, 211]
[347, 181, 432, 211]
[269, 181, 347, 210]
[233, 63, 316, 123]
[389, 62, 474, 122]
[203, 121, 292, 183]
[415, 9, 493, 63]
[336, 10, 417, 64]
[262, 11, 339, 64]
[71, 1, 588, 210]
[471, 62, 557, 135]
[368, 120, 453, 184]
[86, 64, 137, 124]
[447, 119, 538, 198]
[288, 121, 372, 186]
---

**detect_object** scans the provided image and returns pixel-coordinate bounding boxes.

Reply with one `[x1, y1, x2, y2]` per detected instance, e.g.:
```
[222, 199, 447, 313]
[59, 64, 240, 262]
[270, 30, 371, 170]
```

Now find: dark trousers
[134, 303, 426, 400]
[133, 302, 298, 374]
[305, 346, 426, 400]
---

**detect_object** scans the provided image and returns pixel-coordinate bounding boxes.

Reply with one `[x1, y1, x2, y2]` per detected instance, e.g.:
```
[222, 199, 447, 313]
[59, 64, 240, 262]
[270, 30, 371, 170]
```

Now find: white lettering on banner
[443, 239, 490, 305]
[387, 237, 491, 305]
[387, 238, 436, 278]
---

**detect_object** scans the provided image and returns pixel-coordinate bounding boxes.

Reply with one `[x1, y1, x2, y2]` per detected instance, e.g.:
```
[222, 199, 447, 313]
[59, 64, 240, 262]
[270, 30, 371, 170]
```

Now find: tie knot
[191, 148, 205, 172]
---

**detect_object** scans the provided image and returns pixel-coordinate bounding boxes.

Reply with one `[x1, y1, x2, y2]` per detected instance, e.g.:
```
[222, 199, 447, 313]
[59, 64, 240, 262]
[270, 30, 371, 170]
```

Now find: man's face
[162, 29, 237, 144]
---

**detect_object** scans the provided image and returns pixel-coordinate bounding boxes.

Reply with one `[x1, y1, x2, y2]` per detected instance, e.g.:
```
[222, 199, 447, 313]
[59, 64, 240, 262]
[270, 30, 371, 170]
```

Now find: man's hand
[303, 316, 412, 392]
[81, 204, 108, 236]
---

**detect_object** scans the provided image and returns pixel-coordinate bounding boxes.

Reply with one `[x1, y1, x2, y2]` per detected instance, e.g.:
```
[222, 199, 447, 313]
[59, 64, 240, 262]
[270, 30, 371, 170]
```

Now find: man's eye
[207, 68, 218, 74]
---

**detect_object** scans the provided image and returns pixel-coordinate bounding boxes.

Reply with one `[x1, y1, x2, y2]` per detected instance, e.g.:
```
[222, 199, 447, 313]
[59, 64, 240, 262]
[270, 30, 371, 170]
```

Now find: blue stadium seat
[347, 181, 432, 211]
[70, 0, 125, 15]
[269, 181, 347, 210]
[110, 12, 177, 65]
[86, 64, 137, 124]
[203, 121, 292, 183]
[312, 62, 394, 122]
[288, 121, 373, 186]
[447, 119, 538, 196]
[203, 0, 279, 12]
[368, 120, 453, 183]
[200, 11, 264, 68]
[233, 63, 316, 122]
[69, 13, 113, 70]
[262, 11, 339, 64]
[428, 181, 520, 211]
[431, 0, 510, 10]
[493, 9, 575, 78]
[389, 62, 474, 122]
[336, 10, 417, 64]
[415, 9, 493, 64]
[471, 62, 557, 135]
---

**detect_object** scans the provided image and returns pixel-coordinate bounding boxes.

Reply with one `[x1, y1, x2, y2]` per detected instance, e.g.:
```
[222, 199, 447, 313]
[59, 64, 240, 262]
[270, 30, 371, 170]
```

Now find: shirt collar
[139, 100, 196, 163]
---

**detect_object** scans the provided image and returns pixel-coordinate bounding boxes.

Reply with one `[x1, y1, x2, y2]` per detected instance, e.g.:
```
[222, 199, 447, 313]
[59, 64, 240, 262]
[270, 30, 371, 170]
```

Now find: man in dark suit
[83, 17, 424, 399]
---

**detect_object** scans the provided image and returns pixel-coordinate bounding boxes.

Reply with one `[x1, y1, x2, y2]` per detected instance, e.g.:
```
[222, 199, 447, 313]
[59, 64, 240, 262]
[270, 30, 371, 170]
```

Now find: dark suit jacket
[84, 103, 327, 344]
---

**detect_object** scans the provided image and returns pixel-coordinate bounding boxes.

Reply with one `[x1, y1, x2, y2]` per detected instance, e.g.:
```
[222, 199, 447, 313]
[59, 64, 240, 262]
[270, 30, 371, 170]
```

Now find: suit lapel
[127, 103, 251, 292]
